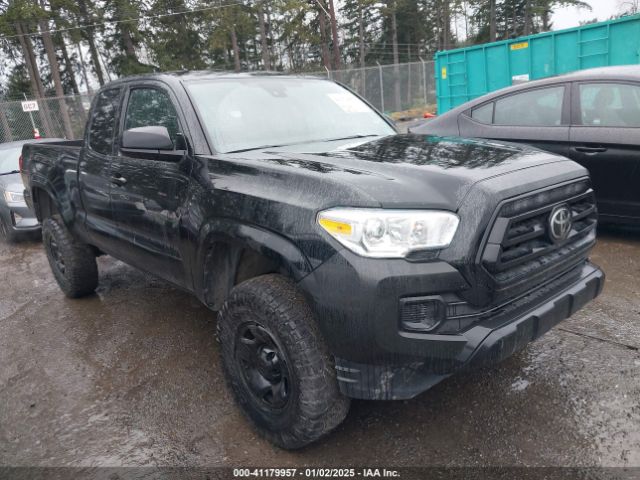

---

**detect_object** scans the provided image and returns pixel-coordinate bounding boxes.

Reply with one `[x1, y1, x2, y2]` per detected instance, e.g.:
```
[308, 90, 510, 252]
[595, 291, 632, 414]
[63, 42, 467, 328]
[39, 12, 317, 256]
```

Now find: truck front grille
[480, 180, 597, 298]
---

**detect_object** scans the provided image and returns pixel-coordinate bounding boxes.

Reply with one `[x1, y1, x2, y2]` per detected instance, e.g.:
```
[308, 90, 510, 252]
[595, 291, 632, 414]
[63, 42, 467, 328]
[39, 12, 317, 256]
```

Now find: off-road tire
[217, 274, 350, 449]
[42, 216, 98, 298]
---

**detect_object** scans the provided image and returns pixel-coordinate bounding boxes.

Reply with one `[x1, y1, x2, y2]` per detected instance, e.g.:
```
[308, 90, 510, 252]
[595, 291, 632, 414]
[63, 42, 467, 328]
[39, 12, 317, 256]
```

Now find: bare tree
[618, 0, 640, 14]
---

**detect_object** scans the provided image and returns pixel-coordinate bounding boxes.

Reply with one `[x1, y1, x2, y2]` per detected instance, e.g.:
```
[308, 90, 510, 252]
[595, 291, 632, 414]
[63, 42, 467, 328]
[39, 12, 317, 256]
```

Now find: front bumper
[299, 253, 604, 400]
[2, 203, 40, 233]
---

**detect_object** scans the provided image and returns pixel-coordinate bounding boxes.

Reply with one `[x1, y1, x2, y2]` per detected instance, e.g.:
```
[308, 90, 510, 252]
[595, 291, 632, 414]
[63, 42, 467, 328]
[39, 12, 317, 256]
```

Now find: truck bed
[21, 140, 85, 219]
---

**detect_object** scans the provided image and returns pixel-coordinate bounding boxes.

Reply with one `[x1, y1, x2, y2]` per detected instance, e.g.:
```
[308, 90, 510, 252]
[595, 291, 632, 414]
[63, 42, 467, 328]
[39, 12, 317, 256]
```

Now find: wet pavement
[0, 228, 639, 468]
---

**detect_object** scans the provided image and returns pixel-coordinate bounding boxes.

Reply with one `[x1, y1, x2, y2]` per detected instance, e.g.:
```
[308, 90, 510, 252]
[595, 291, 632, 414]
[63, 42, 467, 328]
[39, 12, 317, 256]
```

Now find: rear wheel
[42, 216, 98, 298]
[217, 274, 350, 449]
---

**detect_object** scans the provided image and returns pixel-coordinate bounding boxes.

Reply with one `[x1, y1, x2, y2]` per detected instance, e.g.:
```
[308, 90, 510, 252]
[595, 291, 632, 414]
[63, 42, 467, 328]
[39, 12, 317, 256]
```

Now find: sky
[552, 0, 627, 30]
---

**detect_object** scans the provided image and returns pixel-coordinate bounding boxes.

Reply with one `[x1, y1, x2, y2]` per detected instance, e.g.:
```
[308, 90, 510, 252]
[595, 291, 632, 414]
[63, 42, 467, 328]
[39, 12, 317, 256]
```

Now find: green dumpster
[435, 14, 640, 113]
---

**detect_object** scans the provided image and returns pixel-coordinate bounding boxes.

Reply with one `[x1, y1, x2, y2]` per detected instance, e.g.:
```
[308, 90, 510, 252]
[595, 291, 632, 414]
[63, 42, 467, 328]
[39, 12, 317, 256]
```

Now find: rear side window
[471, 103, 494, 124]
[494, 86, 565, 126]
[124, 88, 181, 147]
[579, 83, 640, 127]
[89, 88, 121, 155]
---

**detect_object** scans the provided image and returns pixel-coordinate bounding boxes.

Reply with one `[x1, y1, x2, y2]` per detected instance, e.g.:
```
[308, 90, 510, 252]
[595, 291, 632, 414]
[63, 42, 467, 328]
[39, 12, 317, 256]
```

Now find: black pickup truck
[22, 72, 604, 449]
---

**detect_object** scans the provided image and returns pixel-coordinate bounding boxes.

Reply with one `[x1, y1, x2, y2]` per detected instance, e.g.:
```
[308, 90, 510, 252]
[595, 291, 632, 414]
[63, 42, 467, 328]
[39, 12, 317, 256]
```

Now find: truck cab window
[124, 88, 181, 148]
[88, 88, 121, 155]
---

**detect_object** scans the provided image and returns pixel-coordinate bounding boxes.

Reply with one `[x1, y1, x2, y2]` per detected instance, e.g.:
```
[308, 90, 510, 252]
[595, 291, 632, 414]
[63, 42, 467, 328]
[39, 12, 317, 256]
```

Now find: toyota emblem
[549, 205, 572, 242]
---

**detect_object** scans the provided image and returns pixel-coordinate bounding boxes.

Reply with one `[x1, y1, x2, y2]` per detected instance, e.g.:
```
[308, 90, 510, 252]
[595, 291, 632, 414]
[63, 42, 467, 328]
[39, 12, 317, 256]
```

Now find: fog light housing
[12, 212, 23, 226]
[400, 296, 445, 332]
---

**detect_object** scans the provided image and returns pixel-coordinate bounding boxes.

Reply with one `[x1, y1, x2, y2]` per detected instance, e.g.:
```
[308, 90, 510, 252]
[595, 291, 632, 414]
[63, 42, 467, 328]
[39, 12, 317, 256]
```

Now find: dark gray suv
[412, 66, 640, 225]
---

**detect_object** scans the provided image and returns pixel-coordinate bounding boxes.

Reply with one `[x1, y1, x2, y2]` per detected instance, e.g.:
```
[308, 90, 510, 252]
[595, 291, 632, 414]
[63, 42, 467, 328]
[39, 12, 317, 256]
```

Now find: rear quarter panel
[23, 142, 83, 228]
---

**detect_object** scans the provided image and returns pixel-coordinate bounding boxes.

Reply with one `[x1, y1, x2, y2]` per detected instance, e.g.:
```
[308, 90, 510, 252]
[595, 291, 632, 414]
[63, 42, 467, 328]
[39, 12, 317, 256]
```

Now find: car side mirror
[122, 126, 174, 151]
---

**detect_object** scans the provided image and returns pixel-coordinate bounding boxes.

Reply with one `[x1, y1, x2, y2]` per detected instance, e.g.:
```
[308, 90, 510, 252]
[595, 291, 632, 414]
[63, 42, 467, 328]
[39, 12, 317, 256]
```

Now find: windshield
[186, 77, 395, 153]
[0, 147, 22, 174]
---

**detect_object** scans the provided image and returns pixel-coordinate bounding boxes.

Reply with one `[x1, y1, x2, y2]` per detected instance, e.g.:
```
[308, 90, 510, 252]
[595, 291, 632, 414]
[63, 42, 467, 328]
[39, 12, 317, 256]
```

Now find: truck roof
[101, 70, 328, 90]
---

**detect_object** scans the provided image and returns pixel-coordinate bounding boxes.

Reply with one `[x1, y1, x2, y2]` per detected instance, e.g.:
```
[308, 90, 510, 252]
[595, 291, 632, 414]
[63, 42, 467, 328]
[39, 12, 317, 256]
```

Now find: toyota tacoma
[21, 72, 604, 449]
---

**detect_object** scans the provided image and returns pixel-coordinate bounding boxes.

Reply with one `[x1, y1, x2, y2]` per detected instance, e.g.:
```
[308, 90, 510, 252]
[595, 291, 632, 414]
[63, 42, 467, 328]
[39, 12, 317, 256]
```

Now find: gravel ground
[0, 226, 638, 470]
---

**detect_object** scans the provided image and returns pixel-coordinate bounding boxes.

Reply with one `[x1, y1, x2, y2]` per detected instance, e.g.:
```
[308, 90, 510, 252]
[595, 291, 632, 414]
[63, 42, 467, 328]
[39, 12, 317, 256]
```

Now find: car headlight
[318, 208, 459, 258]
[3, 190, 25, 204]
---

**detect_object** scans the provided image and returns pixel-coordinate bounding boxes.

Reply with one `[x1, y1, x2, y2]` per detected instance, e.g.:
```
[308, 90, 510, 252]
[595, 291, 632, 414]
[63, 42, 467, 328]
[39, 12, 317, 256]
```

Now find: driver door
[109, 85, 193, 287]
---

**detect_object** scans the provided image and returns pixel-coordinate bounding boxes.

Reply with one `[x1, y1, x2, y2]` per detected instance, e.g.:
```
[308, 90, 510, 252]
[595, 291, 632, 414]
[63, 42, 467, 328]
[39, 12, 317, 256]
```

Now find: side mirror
[122, 126, 174, 151]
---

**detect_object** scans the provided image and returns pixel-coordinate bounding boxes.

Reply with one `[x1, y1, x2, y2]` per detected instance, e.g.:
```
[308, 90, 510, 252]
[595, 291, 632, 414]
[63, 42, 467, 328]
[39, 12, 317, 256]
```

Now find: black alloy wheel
[235, 322, 291, 410]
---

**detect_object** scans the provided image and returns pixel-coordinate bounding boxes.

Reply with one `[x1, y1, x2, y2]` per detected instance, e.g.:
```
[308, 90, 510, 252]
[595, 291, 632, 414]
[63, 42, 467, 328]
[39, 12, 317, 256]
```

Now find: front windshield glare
[186, 78, 394, 153]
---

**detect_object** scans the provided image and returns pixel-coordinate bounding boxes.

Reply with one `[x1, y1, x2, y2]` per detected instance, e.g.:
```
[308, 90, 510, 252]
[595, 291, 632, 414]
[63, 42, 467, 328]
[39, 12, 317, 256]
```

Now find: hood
[0, 173, 23, 192]
[227, 134, 580, 211]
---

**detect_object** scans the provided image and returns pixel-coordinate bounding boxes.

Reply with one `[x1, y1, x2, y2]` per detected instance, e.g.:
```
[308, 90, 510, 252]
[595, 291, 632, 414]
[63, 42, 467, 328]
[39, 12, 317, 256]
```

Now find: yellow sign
[510, 42, 529, 51]
[441, 67, 447, 79]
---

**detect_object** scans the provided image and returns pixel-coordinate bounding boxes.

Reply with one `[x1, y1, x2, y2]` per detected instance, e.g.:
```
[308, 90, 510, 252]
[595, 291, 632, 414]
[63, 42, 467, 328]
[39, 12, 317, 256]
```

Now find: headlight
[3, 190, 25, 204]
[318, 208, 459, 258]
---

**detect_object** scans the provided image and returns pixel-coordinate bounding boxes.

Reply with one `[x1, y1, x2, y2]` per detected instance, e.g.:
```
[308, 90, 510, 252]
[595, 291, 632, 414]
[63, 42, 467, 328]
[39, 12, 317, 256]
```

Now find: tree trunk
[327, 0, 341, 70]
[39, 18, 75, 139]
[441, 0, 451, 50]
[391, 3, 401, 112]
[489, 0, 497, 41]
[230, 25, 241, 72]
[77, 0, 105, 86]
[257, 1, 271, 70]
[15, 22, 42, 98]
[524, 0, 532, 36]
[318, 2, 331, 70]
[15, 21, 54, 137]
[358, 3, 365, 69]
[122, 27, 137, 59]
[76, 41, 93, 94]
[59, 35, 80, 95]
[358, 3, 366, 95]
[541, 1, 552, 31]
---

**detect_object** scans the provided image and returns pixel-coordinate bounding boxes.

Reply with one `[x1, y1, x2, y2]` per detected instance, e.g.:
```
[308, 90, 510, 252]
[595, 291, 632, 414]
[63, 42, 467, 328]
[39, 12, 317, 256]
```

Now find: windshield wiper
[225, 134, 383, 154]
[0, 170, 20, 176]
[320, 134, 382, 142]
[226, 144, 294, 153]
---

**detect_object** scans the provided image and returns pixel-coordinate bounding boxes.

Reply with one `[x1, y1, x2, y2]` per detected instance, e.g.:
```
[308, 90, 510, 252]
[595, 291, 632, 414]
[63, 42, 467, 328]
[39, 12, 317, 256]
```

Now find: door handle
[573, 146, 607, 154]
[111, 175, 127, 186]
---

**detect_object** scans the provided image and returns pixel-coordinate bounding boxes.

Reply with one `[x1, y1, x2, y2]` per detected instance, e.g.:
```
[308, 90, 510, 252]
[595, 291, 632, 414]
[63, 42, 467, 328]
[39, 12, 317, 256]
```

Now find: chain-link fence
[0, 93, 94, 142]
[326, 60, 436, 115]
[0, 60, 436, 143]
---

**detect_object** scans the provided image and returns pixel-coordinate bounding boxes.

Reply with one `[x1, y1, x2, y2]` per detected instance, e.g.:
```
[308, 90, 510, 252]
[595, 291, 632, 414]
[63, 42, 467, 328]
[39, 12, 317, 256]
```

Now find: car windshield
[186, 77, 395, 153]
[0, 147, 22, 174]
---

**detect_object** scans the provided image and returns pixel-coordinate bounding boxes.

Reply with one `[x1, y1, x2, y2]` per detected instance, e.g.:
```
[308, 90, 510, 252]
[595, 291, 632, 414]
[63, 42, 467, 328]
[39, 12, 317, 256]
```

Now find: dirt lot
[0, 227, 639, 468]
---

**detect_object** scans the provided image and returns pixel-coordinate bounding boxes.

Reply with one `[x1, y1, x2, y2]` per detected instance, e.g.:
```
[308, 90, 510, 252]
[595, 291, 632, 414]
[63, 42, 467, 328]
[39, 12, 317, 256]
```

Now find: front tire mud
[217, 274, 350, 449]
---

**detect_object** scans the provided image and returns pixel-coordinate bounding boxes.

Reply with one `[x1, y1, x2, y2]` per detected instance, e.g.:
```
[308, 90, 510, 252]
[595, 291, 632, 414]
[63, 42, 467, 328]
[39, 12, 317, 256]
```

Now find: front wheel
[217, 274, 350, 449]
[42, 216, 98, 298]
